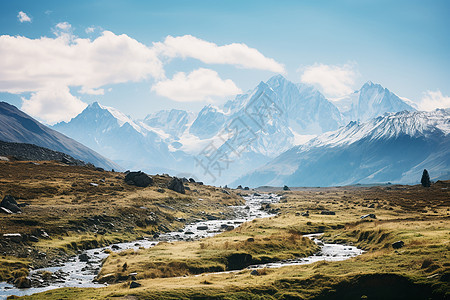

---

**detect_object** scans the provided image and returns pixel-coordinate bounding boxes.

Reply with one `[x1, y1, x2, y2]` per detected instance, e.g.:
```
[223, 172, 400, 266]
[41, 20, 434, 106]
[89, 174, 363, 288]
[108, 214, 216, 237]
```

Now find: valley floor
[1, 161, 449, 299]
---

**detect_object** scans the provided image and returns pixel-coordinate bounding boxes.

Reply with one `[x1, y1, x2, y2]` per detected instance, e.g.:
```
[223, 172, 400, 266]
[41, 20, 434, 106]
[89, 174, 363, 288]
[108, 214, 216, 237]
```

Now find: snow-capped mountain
[51, 75, 418, 185]
[0, 102, 120, 170]
[53, 102, 193, 174]
[234, 109, 450, 187]
[334, 81, 416, 123]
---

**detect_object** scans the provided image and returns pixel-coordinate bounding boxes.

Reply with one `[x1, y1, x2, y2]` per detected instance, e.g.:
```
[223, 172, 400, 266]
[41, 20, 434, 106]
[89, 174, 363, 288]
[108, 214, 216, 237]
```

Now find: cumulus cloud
[85, 26, 95, 34]
[418, 90, 450, 111]
[17, 11, 31, 23]
[300, 63, 358, 98]
[154, 35, 285, 73]
[0, 28, 164, 123]
[21, 85, 87, 124]
[152, 68, 242, 102]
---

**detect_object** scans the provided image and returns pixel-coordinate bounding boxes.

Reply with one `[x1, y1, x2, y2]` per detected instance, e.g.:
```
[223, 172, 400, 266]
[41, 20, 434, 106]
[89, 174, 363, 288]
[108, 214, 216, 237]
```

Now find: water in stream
[0, 193, 362, 299]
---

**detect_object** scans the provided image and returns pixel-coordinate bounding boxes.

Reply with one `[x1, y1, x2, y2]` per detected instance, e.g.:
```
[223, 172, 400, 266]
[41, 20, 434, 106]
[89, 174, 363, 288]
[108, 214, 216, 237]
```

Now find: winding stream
[0, 193, 362, 299]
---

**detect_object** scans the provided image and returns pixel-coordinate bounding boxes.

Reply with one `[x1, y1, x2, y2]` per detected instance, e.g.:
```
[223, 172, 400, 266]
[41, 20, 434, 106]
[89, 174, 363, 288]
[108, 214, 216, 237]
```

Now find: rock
[301, 211, 309, 217]
[90, 183, 98, 187]
[368, 203, 375, 208]
[197, 181, 204, 185]
[168, 177, 185, 194]
[3, 233, 22, 242]
[197, 225, 208, 230]
[392, 240, 405, 249]
[14, 276, 31, 288]
[130, 281, 141, 289]
[250, 269, 259, 276]
[157, 188, 165, 193]
[97, 273, 115, 283]
[189, 178, 196, 183]
[79, 253, 89, 262]
[28, 235, 39, 242]
[244, 186, 249, 190]
[321, 210, 336, 215]
[360, 214, 376, 219]
[225, 225, 234, 231]
[181, 177, 189, 183]
[222, 189, 230, 195]
[1, 195, 21, 213]
[125, 171, 153, 187]
[237, 185, 243, 190]
[111, 244, 120, 250]
[185, 231, 194, 235]
[283, 185, 290, 191]
[0, 207, 13, 214]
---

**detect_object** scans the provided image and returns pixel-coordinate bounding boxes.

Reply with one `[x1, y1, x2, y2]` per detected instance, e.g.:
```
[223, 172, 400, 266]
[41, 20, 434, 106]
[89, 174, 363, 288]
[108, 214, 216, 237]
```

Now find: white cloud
[0, 27, 164, 123]
[152, 68, 242, 102]
[418, 90, 450, 111]
[300, 63, 358, 98]
[55, 22, 71, 31]
[21, 85, 87, 124]
[17, 11, 31, 23]
[155, 35, 285, 73]
[85, 26, 95, 34]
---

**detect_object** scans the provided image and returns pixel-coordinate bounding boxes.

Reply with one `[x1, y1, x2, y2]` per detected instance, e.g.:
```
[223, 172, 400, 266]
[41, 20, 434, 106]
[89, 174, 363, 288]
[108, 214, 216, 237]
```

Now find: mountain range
[235, 109, 450, 187]
[51, 75, 428, 186]
[0, 102, 120, 170]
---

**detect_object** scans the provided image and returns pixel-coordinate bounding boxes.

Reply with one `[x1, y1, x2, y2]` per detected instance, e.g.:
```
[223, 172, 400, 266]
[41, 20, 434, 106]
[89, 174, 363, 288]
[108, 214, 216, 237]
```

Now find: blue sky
[0, 0, 449, 123]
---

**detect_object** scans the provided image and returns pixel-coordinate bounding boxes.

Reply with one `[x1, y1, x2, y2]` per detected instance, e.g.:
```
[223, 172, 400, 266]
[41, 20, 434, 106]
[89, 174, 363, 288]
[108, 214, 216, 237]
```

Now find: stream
[0, 193, 362, 299]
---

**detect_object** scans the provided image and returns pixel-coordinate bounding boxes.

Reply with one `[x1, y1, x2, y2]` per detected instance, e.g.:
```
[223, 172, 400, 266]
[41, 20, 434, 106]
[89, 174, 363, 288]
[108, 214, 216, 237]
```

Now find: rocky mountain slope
[0, 102, 120, 170]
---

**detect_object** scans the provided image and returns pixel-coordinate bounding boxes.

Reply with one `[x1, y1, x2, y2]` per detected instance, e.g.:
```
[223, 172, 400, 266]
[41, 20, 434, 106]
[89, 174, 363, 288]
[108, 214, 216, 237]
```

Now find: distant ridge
[0, 102, 121, 170]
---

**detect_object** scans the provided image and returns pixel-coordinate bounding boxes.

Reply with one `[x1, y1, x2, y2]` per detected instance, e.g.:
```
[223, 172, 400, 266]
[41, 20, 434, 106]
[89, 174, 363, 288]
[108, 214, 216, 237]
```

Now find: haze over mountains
[49, 75, 445, 187]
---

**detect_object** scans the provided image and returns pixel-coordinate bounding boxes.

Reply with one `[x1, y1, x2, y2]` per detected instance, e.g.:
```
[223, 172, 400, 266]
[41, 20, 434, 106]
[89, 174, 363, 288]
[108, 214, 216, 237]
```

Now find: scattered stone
[3, 233, 22, 242]
[157, 188, 165, 193]
[185, 231, 194, 235]
[301, 211, 309, 217]
[244, 186, 250, 190]
[247, 237, 255, 242]
[392, 240, 405, 249]
[189, 178, 196, 183]
[222, 189, 230, 195]
[1, 195, 21, 213]
[283, 185, 290, 191]
[197, 225, 208, 230]
[0, 207, 13, 214]
[125, 171, 153, 187]
[28, 235, 39, 242]
[130, 281, 142, 289]
[250, 269, 259, 276]
[111, 245, 120, 250]
[321, 210, 336, 215]
[368, 203, 375, 208]
[360, 214, 376, 219]
[197, 181, 204, 185]
[185, 186, 191, 191]
[90, 183, 98, 187]
[181, 177, 189, 183]
[168, 177, 185, 194]
[225, 225, 234, 231]
[237, 185, 243, 190]
[79, 253, 89, 262]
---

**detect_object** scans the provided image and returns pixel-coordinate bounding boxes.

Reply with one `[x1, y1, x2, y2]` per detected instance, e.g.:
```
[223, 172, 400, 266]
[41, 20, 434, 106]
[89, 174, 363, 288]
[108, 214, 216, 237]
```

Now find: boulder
[130, 281, 142, 289]
[301, 211, 309, 217]
[283, 185, 290, 191]
[360, 214, 376, 219]
[125, 171, 153, 187]
[181, 177, 189, 183]
[392, 240, 405, 249]
[1, 195, 21, 213]
[0, 207, 13, 214]
[321, 210, 336, 215]
[168, 177, 185, 194]
[3, 233, 22, 242]
[79, 253, 89, 262]
[189, 178, 196, 183]
[197, 225, 208, 230]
